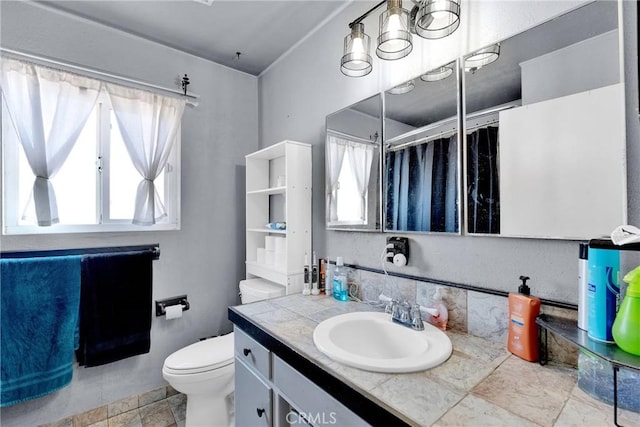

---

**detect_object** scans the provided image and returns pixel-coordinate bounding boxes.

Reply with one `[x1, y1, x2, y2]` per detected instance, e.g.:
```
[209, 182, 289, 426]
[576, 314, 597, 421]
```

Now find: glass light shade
[415, 0, 461, 39]
[420, 62, 454, 81]
[388, 79, 415, 95]
[376, 1, 413, 60]
[464, 43, 500, 72]
[341, 23, 373, 77]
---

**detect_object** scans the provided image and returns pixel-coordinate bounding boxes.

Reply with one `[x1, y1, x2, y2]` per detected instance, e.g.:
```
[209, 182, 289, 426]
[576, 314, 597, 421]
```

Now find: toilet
[162, 278, 285, 427]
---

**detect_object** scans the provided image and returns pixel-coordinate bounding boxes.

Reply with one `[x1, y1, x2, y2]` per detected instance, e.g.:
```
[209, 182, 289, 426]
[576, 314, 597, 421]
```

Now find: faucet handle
[410, 304, 424, 330]
[398, 301, 411, 323]
[385, 299, 397, 314]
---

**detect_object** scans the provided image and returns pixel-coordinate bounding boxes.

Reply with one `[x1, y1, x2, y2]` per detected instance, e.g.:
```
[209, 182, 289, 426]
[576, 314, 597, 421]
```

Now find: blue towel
[1, 255, 82, 407]
[77, 251, 153, 367]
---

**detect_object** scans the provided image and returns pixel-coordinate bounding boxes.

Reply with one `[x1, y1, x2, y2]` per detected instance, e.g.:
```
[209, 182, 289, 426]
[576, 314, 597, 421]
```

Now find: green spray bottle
[612, 265, 640, 356]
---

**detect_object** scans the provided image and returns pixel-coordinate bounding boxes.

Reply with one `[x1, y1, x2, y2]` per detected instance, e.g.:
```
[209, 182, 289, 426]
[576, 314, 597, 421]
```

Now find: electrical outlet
[386, 236, 409, 266]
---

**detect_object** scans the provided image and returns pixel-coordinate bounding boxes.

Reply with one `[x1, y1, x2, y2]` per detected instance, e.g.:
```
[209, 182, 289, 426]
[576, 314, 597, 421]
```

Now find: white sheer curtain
[0, 57, 101, 225]
[347, 142, 374, 221]
[106, 83, 185, 225]
[326, 133, 347, 222]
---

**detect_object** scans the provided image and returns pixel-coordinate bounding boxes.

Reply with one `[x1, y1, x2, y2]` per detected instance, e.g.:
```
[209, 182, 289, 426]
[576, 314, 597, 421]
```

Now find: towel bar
[155, 295, 190, 316]
[0, 244, 161, 260]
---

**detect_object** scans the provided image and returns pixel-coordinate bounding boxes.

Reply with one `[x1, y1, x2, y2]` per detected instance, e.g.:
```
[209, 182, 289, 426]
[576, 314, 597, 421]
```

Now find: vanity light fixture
[414, 0, 461, 39]
[388, 79, 415, 94]
[341, 22, 373, 77]
[465, 43, 500, 72]
[376, 0, 413, 60]
[420, 62, 454, 81]
[340, 0, 460, 77]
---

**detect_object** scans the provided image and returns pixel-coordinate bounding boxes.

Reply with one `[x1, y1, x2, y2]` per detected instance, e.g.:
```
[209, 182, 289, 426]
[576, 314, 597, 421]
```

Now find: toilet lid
[164, 332, 234, 375]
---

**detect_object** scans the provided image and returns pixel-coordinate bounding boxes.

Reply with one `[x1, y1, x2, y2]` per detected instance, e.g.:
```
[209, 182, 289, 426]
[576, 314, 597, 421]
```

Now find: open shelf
[247, 186, 287, 196]
[245, 140, 311, 294]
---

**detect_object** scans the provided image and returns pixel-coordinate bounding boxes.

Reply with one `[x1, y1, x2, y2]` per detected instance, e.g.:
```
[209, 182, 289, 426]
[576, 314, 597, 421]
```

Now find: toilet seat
[163, 332, 234, 375]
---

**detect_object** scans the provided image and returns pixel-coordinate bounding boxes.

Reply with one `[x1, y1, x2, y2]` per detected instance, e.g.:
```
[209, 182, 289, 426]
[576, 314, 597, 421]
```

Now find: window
[1, 60, 182, 235]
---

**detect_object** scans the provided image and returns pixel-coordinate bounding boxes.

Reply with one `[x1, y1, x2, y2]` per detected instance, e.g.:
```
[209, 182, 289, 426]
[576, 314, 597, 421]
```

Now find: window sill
[3, 222, 180, 235]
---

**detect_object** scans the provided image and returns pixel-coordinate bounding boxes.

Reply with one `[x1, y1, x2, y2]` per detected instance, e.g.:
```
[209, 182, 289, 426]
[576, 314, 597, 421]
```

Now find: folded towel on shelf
[1, 255, 82, 407]
[77, 251, 153, 367]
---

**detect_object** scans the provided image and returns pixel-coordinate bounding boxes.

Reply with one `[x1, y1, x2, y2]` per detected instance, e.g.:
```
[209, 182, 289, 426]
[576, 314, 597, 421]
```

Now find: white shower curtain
[106, 83, 185, 225]
[0, 57, 101, 225]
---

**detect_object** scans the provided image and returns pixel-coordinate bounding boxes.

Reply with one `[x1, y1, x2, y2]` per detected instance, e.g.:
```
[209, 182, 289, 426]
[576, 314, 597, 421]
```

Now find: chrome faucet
[385, 299, 424, 331]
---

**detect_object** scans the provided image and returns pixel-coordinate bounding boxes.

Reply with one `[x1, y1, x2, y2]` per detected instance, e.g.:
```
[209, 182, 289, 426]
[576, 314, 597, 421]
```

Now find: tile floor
[39, 386, 186, 427]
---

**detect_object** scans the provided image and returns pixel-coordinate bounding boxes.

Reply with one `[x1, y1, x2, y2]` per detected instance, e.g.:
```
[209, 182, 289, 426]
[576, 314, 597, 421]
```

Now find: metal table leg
[613, 365, 623, 427]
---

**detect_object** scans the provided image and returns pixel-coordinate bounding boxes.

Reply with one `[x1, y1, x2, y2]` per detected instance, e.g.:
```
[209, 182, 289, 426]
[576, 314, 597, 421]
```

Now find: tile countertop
[228, 294, 640, 427]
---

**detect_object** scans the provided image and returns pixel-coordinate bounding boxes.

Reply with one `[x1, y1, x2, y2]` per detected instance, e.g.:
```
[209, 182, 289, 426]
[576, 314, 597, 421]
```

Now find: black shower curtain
[466, 126, 500, 234]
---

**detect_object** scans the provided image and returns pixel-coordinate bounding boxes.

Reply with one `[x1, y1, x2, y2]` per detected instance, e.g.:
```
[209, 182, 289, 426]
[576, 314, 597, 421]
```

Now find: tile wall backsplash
[333, 265, 579, 368]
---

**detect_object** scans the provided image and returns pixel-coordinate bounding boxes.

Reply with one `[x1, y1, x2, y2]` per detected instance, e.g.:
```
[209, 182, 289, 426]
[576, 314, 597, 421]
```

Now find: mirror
[463, 1, 626, 239]
[383, 60, 460, 233]
[325, 94, 382, 231]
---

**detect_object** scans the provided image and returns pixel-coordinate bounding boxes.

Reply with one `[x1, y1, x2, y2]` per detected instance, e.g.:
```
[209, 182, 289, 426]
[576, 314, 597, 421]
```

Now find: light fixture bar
[349, 0, 387, 27]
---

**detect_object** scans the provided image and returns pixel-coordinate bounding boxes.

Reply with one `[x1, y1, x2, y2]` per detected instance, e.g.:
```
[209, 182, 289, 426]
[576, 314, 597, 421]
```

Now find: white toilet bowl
[163, 333, 235, 427]
[162, 278, 285, 427]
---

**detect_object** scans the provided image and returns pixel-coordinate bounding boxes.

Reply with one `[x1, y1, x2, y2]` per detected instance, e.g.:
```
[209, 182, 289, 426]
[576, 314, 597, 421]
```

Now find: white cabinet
[233, 327, 368, 427]
[245, 140, 312, 295]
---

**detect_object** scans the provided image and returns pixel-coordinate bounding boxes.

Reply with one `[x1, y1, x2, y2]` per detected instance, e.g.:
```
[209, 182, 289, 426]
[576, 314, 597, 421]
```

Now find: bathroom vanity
[228, 294, 602, 427]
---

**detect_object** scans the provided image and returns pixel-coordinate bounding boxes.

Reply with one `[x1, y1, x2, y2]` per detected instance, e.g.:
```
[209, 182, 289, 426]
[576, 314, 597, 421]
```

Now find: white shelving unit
[245, 140, 312, 295]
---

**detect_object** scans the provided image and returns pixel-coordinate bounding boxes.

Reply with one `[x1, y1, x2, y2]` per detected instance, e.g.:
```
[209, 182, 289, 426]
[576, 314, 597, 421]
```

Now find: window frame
[1, 89, 181, 235]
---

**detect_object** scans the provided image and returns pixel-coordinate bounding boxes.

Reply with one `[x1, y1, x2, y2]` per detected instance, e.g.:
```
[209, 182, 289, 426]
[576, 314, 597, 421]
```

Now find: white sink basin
[313, 311, 452, 373]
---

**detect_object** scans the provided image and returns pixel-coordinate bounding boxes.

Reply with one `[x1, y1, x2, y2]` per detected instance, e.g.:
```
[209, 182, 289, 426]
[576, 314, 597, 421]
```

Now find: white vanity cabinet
[245, 140, 312, 295]
[233, 327, 368, 427]
[234, 328, 272, 427]
[272, 356, 368, 426]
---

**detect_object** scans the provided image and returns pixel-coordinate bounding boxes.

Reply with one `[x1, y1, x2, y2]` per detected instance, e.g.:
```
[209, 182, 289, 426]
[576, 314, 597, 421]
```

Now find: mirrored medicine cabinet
[463, 0, 626, 239]
[325, 0, 627, 239]
[325, 94, 383, 231]
[384, 61, 460, 234]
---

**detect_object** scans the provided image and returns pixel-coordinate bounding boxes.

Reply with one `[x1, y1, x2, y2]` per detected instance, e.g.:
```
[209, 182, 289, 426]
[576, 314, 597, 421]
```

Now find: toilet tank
[240, 278, 285, 303]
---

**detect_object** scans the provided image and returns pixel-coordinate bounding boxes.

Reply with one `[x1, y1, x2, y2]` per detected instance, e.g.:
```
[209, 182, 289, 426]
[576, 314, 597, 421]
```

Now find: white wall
[0, 2, 258, 426]
[259, 0, 640, 304]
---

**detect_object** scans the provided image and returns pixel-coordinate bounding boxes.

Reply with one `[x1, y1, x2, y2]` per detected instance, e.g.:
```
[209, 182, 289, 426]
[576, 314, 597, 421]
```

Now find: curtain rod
[388, 128, 457, 152]
[327, 129, 379, 146]
[0, 244, 160, 260]
[0, 47, 199, 106]
[386, 101, 520, 148]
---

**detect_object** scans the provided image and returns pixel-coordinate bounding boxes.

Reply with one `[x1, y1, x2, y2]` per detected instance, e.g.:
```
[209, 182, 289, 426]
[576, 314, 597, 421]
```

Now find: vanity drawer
[273, 355, 368, 426]
[234, 326, 271, 379]
[235, 357, 272, 427]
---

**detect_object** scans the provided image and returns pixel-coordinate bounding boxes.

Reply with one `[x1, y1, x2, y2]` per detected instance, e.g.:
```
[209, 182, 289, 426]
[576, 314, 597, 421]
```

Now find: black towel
[77, 251, 153, 367]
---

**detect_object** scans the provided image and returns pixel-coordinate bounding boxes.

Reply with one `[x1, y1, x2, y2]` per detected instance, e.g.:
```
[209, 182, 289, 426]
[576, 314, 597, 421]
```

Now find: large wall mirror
[325, 94, 382, 231]
[463, 0, 626, 239]
[383, 60, 461, 233]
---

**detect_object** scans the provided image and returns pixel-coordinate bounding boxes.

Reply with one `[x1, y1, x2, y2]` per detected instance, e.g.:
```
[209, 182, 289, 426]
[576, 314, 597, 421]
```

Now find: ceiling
[36, 0, 351, 76]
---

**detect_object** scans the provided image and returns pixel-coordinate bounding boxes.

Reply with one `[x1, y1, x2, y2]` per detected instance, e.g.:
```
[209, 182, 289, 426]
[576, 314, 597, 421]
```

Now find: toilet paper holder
[156, 295, 190, 317]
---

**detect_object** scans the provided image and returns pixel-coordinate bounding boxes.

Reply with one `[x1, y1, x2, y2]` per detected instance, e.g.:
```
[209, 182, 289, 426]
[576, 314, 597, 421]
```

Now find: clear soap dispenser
[332, 257, 348, 301]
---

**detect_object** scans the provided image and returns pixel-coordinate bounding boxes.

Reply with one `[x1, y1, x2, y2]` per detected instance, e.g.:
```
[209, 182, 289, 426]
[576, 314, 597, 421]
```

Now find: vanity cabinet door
[273, 355, 368, 426]
[235, 357, 272, 427]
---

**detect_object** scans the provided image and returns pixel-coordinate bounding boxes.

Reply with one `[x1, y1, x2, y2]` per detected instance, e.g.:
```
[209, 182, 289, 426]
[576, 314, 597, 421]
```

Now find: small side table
[536, 314, 640, 427]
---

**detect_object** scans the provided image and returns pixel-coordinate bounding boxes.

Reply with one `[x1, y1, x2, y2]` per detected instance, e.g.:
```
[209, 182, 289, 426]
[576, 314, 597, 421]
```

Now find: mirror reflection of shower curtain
[466, 126, 499, 234]
[386, 135, 458, 232]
